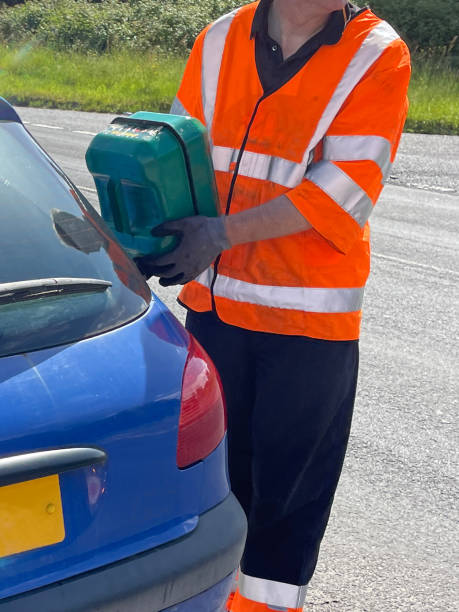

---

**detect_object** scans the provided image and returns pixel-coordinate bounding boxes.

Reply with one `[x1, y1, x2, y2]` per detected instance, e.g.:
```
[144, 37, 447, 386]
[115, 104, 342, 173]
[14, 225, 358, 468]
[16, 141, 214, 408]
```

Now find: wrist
[209, 216, 231, 251]
[223, 213, 248, 247]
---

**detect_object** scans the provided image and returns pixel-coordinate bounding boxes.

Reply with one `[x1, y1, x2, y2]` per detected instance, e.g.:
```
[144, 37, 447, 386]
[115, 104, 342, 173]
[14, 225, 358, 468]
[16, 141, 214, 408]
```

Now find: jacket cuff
[285, 180, 363, 254]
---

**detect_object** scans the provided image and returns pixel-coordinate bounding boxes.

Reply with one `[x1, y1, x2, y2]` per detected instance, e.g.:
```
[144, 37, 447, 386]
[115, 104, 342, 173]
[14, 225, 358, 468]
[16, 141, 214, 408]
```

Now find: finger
[143, 263, 176, 277]
[133, 257, 152, 278]
[150, 225, 183, 238]
[150, 217, 195, 236]
[159, 273, 184, 287]
[178, 275, 195, 285]
[152, 251, 183, 267]
[178, 268, 205, 285]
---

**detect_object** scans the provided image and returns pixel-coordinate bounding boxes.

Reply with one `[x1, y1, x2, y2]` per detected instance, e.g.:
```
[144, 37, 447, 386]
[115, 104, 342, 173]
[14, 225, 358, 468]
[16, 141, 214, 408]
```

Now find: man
[137, 1, 410, 610]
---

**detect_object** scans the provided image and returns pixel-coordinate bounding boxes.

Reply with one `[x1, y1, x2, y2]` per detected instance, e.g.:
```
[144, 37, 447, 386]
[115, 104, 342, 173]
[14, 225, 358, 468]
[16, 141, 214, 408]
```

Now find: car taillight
[177, 335, 226, 469]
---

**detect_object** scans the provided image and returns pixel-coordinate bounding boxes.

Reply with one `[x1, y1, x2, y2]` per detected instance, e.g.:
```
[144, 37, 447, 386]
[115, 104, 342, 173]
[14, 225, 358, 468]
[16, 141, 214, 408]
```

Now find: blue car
[0, 98, 246, 611]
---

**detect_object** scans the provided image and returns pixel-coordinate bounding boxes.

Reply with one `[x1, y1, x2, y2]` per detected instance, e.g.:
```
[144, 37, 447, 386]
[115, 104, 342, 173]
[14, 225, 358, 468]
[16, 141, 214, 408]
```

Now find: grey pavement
[16, 107, 459, 611]
[388, 133, 459, 195]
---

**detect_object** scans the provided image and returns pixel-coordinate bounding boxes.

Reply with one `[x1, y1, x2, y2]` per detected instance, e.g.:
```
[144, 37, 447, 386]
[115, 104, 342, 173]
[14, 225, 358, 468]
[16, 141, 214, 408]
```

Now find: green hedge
[0, 1, 457, 55]
[0, 0, 242, 53]
[369, 1, 458, 54]
[0, 1, 26, 6]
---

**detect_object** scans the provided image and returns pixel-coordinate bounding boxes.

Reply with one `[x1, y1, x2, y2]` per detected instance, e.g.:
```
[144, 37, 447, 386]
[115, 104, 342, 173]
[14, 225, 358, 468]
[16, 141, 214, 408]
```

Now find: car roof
[0, 97, 22, 123]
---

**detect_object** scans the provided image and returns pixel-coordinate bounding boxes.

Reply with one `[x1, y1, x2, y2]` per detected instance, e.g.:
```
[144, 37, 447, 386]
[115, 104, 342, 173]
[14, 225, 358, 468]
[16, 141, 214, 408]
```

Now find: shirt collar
[250, 0, 353, 45]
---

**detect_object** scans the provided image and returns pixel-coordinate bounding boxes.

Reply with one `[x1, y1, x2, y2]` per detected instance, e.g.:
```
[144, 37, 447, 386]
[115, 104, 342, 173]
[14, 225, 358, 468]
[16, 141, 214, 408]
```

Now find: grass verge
[0, 47, 184, 113]
[0, 46, 457, 134]
[404, 56, 459, 135]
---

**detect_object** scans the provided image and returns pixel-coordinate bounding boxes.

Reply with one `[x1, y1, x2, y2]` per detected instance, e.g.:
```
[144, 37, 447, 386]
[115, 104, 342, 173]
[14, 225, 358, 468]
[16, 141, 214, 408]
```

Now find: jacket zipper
[210, 94, 267, 313]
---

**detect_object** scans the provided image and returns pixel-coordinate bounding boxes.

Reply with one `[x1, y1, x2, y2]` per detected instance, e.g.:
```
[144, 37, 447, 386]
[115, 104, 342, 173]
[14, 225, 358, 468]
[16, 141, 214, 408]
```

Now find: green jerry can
[85, 111, 219, 258]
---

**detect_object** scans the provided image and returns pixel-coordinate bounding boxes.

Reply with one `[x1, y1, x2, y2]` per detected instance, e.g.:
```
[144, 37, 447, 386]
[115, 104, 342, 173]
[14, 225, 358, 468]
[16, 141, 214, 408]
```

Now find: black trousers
[186, 310, 359, 586]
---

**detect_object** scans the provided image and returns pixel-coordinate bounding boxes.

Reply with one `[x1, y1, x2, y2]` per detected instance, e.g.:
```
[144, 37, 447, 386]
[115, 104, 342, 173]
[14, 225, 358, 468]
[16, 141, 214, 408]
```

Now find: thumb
[150, 221, 184, 237]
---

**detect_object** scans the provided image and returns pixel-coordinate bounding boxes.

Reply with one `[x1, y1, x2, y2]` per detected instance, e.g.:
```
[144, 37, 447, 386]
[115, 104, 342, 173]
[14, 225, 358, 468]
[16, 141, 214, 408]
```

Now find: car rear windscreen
[0, 121, 151, 357]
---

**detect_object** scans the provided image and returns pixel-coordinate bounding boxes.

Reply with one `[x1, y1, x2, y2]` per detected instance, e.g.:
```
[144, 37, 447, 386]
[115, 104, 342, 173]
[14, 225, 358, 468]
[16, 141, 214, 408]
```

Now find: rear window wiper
[0, 278, 112, 305]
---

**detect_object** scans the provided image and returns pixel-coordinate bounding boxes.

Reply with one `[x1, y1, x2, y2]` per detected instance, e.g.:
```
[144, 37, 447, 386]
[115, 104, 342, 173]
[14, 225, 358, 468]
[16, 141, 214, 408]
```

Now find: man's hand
[135, 196, 311, 286]
[135, 215, 230, 286]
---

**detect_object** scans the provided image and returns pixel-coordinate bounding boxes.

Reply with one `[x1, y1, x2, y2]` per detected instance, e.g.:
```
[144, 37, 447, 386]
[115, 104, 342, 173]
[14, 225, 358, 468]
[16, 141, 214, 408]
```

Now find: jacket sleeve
[286, 38, 411, 254]
[169, 28, 208, 124]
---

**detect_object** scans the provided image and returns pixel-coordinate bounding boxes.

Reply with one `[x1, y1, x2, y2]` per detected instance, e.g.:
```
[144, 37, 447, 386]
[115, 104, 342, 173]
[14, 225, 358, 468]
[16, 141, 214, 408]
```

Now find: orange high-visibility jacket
[172, 2, 411, 340]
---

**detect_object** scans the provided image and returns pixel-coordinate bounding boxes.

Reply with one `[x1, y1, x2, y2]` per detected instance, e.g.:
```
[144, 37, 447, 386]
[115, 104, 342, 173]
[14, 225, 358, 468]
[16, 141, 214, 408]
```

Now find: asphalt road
[16, 106, 459, 612]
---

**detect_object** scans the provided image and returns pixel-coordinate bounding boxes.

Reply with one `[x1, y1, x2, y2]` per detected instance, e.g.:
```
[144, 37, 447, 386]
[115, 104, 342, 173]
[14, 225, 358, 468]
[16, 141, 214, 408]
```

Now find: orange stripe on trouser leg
[226, 569, 239, 610]
[229, 589, 302, 612]
[226, 591, 235, 610]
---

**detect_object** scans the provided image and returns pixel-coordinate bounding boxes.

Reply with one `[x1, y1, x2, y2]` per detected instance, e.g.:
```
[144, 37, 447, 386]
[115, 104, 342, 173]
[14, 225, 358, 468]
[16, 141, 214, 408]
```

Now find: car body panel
[0, 97, 244, 610]
[0, 297, 230, 599]
[0, 494, 245, 612]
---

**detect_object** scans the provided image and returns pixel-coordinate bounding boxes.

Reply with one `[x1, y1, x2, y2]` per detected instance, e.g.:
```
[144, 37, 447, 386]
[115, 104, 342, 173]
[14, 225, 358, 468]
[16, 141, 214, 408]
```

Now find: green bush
[0, 1, 457, 56]
[369, 1, 458, 54]
[0, 1, 130, 52]
[0, 0, 244, 53]
[0, 1, 26, 7]
[126, 0, 243, 53]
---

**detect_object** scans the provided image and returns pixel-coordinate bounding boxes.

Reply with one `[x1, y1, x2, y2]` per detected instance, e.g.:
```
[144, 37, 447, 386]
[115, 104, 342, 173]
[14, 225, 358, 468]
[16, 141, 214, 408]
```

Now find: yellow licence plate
[0, 474, 65, 558]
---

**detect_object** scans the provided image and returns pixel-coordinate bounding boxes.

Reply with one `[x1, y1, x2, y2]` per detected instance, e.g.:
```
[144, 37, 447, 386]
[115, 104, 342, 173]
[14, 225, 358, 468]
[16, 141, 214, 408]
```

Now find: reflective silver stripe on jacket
[194, 269, 364, 313]
[212, 145, 306, 188]
[200, 15, 398, 230]
[201, 18, 399, 185]
[306, 161, 374, 227]
[238, 572, 308, 609]
[323, 135, 392, 179]
[202, 10, 238, 130]
[213, 142, 377, 225]
[304, 20, 400, 161]
[211, 145, 239, 171]
[170, 97, 189, 116]
[213, 134, 390, 188]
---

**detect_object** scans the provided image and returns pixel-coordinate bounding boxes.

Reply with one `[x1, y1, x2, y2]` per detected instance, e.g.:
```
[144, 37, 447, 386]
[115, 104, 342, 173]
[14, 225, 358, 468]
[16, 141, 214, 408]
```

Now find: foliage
[404, 54, 459, 134]
[0, 0, 243, 53]
[368, 1, 458, 55]
[1, 45, 458, 134]
[0, 46, 184, 112]
[0, 1, 26, 7]
[0, 1, 457, 55]
[0, 1, 457, 135]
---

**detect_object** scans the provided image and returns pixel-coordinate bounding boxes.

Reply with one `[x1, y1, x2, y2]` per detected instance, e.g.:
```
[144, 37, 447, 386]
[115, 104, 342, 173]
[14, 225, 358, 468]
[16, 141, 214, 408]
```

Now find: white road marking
[77, 185, 97, 194]
[72, 130, 97, 136]
[25, 123, 97, 136]
[372, 252, 457, 276]
[31, 123, 64, 130]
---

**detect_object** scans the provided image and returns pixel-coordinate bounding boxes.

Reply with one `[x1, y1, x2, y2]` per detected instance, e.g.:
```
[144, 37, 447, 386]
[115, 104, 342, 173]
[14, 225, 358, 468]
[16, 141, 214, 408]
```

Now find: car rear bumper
[0, 493, 247, 612]
[161, 571, 236, 612]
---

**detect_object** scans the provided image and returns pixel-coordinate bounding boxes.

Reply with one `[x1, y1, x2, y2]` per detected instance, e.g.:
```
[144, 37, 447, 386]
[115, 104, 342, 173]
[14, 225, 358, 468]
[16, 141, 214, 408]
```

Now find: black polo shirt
[251, 1, 366, 94]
